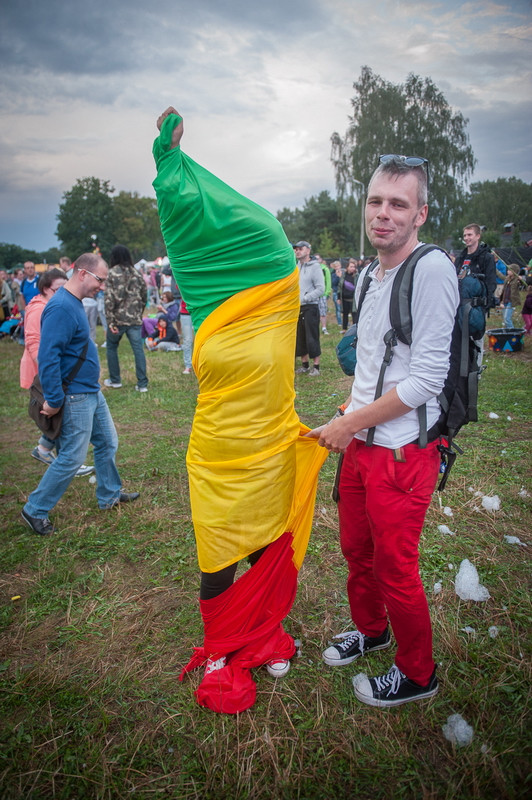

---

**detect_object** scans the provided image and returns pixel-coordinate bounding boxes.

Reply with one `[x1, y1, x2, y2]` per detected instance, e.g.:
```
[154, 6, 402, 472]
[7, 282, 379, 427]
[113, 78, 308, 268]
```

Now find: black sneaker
[322, 628, 391, 666]
[21, 509, 55, 536]
[353, 664, 438, 708]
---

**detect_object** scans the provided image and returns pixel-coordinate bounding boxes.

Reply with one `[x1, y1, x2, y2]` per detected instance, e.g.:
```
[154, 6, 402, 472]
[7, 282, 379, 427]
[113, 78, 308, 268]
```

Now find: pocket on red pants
[386, 442, 440, 496]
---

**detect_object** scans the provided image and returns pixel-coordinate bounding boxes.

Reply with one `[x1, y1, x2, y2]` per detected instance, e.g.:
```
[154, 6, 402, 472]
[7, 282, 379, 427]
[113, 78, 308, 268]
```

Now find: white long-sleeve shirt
[345, 245, 459, 448]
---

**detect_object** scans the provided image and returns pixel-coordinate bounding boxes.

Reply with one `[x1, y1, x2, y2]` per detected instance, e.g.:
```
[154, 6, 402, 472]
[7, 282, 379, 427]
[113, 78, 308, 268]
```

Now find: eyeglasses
[83, 268, 106, 284]
[379, 154, 430, 184]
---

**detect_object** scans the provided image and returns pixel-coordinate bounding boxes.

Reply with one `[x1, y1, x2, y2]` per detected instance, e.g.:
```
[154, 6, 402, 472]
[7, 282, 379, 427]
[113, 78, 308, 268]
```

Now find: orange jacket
[19, 294, 47, 389]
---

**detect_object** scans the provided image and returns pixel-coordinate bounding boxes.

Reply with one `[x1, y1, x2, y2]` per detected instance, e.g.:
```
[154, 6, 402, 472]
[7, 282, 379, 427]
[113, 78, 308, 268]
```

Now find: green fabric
[152, 113, 296, 330]
[322, 264, 332, 296]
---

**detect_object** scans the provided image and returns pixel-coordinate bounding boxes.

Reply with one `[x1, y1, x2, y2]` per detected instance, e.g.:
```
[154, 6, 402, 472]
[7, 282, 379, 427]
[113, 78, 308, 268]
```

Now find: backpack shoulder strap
[389, 244, 448, 345]
[353, 259, 378, 323]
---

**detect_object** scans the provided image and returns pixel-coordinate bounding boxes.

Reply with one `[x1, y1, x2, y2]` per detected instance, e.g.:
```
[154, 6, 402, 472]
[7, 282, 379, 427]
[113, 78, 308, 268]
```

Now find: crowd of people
[0, 253, 196, 370]
[291, 232, 531, 385]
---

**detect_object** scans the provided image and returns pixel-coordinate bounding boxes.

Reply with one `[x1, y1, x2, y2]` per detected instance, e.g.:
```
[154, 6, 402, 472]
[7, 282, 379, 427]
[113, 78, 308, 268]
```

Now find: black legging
[342, 297, 354, 330]
[200, 546, 267, 600]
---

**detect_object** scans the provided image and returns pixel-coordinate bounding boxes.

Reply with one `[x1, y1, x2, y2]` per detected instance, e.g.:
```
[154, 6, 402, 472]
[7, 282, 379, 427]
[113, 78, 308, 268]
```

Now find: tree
[314, 228, 337, 258]
[112, 191, 164, 261]
[277, 191, 355, 255]
[462, 177, 532, 232]
[331, 67, 476, 241]
[0, 243, 63, 270]
[481, 231, 501, 249]
[56, 177, 115, 259]
[0, 243, 40, 270]
[276, 206, 303, 245]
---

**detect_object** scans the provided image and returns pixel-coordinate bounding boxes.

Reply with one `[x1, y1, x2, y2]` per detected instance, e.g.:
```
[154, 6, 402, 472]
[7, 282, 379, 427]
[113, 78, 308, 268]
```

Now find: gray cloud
[0, 0, 324, 76]
[468, 102, 532, 182]
[0, 0, 317, 112]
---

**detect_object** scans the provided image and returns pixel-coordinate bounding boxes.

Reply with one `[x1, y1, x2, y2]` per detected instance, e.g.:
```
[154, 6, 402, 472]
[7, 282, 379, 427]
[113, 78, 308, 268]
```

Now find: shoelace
[373, 664, 406, 696]
[335, 630, 365, 654]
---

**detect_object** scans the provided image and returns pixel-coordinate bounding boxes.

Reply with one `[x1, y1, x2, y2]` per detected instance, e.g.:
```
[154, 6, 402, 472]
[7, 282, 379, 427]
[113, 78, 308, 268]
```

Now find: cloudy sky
[1, 0, 531, 252]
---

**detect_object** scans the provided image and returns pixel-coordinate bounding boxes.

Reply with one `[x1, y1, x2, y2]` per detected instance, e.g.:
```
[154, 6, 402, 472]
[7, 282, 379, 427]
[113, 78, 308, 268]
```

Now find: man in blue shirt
[21, 253, 139, 536]
[19, 261, 40, 309]
[492, 250, 507, 304]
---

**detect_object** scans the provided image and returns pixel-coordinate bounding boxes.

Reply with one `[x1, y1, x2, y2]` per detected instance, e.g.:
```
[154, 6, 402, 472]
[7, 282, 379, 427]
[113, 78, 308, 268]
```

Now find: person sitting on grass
[145, 315, 181, 351]
[141, 291, 179, 338]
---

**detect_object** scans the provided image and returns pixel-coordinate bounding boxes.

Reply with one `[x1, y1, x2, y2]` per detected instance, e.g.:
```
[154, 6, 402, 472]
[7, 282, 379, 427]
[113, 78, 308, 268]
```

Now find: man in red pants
[307, 155, 459, 707]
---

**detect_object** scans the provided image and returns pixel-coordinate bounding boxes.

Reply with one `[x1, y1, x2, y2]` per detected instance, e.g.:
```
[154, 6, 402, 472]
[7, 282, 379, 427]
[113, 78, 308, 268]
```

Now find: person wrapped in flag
[152, 108, 327, 714]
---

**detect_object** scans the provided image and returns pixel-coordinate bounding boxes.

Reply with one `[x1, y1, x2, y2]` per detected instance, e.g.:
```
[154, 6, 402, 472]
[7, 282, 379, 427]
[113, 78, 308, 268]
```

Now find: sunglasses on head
[379, 154, 430, 185]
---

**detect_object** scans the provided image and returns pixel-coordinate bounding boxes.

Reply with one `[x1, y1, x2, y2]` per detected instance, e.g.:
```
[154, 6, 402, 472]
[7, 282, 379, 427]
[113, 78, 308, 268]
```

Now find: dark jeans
[342, 298, 355, 330]
[295, 304, 321, 359]
[106, 325, 148, 388]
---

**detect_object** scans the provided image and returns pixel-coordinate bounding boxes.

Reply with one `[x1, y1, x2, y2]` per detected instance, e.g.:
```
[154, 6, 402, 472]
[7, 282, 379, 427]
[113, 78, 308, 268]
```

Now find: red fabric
[338, 438, 440, 685]
[179, 531, 297, 714]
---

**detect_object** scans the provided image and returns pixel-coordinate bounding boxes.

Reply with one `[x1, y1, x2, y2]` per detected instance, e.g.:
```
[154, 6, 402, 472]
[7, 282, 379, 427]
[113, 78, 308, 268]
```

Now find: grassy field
[0, 314, 531, 800]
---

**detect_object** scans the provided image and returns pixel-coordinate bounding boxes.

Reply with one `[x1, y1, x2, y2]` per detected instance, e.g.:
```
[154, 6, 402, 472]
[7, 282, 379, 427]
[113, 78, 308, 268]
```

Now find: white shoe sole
[322, 638, 391, 667]
[265, 660, 290, 678]
[74, 466, 95, 477]
[354, 680, 438, 707]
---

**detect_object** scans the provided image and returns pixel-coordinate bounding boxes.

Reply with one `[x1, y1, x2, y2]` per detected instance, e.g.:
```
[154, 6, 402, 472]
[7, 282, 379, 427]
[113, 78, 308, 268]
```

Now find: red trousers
[338, 437, 440, 685]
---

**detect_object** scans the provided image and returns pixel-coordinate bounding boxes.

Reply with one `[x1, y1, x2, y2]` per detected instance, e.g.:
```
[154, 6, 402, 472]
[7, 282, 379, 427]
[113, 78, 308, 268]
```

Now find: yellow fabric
[188, 269, 327, 572]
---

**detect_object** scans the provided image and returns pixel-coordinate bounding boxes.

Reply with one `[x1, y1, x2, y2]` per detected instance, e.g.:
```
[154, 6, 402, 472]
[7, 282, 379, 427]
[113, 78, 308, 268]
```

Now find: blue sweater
[38, 287, 101, 407]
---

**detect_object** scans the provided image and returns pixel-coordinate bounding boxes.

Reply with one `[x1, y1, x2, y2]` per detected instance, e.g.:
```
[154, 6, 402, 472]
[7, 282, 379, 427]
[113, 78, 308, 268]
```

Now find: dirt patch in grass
[2, 559, 199, 680]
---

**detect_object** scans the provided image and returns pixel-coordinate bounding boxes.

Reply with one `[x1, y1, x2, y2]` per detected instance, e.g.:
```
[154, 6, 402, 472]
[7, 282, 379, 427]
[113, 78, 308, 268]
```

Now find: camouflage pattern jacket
[104, 264, 147, 327]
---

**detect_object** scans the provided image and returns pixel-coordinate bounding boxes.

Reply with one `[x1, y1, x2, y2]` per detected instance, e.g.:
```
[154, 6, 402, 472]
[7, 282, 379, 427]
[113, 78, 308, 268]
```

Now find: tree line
[1, 66, 530, 269]
[0, 178, 164, 270]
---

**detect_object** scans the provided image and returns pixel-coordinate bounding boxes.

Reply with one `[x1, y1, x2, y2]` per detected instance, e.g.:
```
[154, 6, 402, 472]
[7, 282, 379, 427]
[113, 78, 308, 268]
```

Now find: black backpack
[337, 244, 483, 490]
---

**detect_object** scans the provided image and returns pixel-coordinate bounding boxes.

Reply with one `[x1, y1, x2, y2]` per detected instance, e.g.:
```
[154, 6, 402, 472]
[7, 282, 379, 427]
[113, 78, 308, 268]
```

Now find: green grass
[0, 315, 531, 800]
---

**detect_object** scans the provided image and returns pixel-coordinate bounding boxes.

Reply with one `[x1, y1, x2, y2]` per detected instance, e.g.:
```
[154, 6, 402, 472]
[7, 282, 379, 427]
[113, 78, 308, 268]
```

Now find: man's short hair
[463, 223, 481, 236]
[370, 160, 428, 208]
[38, 268, 67, 295]
[73, 253, 106, 273]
